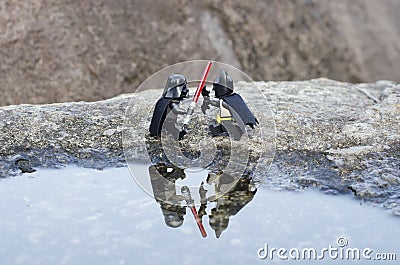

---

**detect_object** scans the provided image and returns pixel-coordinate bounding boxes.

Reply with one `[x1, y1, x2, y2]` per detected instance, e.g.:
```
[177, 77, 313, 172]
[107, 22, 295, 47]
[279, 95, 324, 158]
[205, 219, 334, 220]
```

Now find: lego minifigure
[201, 69, 258, 140]
[149, 74, 189, 139]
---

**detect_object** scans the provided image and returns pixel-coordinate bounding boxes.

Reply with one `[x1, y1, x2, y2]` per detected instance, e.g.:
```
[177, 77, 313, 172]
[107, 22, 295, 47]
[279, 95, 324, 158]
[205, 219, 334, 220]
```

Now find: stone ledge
[1, 78, 399, 214]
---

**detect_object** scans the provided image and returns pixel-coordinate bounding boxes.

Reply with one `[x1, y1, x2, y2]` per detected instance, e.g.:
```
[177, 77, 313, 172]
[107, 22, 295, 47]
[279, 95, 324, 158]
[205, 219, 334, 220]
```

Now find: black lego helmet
[164, 211, 184, 228]
[213, 69, 234, 98]
[162, 207, 185, 228]
[209, 208, 229, 238]
[163, 74, 189, 99]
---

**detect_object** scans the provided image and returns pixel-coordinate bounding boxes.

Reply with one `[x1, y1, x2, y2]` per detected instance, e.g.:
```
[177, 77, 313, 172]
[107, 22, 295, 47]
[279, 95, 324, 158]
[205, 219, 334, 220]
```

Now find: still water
[0, 166, 398, 265]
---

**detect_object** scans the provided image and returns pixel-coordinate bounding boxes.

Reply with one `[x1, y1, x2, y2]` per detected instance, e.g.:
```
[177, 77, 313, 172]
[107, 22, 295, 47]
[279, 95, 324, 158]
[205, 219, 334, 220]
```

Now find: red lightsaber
[193, 61, 213, 103]
[181, 186, 207, 238]
[182, 61, 213, 127]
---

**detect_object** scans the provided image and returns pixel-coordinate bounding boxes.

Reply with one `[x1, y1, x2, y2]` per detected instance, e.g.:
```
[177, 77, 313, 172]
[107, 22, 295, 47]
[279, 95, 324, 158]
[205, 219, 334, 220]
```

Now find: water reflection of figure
[149, 164, 186, 228]
[200, 172, 256, 238]
[149, 163, 257, 238]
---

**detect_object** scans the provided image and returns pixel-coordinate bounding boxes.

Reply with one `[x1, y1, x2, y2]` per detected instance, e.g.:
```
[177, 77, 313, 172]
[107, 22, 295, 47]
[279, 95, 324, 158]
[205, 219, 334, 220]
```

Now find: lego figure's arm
[207, 97, 220, 107]
[201, 87, 219, 113]
[170, 102, 187, 115]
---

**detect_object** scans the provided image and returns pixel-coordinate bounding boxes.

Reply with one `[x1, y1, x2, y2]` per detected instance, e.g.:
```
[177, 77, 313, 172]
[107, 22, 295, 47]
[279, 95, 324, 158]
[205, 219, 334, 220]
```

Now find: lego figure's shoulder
[221, 92, 241, 101]
[220, 93, 258, 128]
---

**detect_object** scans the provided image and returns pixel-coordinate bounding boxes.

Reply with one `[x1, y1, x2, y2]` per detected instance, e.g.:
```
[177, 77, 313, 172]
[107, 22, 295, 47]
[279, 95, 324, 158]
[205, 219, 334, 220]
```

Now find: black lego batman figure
[149, 74, 189, 138]
[201, 69, 258, 140]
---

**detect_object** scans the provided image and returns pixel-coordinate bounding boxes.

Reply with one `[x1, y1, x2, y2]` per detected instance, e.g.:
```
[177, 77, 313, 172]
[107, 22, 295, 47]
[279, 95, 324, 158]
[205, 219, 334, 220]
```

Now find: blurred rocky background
[1, 0, 400, 106]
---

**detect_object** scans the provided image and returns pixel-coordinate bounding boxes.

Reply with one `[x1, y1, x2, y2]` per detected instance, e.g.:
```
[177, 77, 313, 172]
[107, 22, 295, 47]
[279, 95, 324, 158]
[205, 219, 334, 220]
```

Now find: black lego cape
[149, 97, 172, 136]
[221, 93, 258, 128]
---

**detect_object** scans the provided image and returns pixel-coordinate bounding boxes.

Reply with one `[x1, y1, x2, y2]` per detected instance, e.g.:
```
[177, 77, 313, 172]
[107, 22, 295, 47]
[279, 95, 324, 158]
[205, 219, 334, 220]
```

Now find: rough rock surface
[0, 79, 399, 215]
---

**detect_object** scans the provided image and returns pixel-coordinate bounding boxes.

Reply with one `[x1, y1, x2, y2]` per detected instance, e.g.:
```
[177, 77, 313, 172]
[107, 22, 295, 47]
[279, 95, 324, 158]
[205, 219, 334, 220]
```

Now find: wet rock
[14, 158, 36, 174]
[0, 78, 399, 215]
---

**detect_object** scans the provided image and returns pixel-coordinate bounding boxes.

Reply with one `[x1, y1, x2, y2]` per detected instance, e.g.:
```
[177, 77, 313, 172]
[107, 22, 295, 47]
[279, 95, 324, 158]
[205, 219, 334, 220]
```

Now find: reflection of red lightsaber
[182, 61, 213, 127]
[190, 205, 207, 238]
[181, 186, 207, 238]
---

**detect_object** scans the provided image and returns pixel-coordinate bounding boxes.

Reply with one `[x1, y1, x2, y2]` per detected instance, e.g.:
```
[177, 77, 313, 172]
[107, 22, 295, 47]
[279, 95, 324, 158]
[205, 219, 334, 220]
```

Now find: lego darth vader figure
[149, 74, 189, 138]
